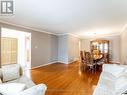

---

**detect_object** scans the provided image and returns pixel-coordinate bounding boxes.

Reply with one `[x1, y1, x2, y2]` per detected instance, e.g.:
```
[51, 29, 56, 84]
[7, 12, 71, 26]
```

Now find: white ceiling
[0, 0, 127, 38]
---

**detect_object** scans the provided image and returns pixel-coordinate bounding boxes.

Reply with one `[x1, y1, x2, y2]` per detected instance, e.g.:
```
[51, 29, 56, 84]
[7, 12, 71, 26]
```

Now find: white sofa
[0, 64, 47, 95]
[93, 64, 127, 95]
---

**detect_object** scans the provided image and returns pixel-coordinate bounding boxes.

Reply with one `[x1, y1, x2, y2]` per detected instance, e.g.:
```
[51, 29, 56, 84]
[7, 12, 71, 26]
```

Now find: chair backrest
[80, 51, 84, 61]
[93, 50, 100, 55]
[85, 52, 90, 60]
[103, 53, 109, 63]
[85, 52, 94, 64]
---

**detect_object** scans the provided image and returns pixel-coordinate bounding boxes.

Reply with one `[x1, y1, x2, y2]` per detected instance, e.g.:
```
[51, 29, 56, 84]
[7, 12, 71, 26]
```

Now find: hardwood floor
[31, 61, 101, 95]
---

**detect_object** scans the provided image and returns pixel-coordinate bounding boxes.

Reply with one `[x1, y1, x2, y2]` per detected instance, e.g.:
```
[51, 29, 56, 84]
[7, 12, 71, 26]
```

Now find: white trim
[0, 20, 57, 35]
[68, 59, 79, 64]
[29, 60, 79, 69]
[56, 32, 121, 39]
[80, 33, 121, 39]
[0, 20, 123, 38]
[57, 59, 79, 64]
[120, 24, 127, 34]
[31, 61, 58, 69]
[56, 33, 68, 36]
[68, 33, 81, 39]
[57, 61, 68, 64]
[109, 61, 121, 64]
[56, 33, 80, 39]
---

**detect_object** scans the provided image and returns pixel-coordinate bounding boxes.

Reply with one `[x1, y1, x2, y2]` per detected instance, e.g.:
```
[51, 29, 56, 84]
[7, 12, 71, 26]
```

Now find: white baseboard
[31, 61, 58, 69]
[68, 60, 79, 64]
[57, 60, 68, 64]
[57, 59, 79, 64]
[109, 61, 121, 64]
[31, 60, 79, 69]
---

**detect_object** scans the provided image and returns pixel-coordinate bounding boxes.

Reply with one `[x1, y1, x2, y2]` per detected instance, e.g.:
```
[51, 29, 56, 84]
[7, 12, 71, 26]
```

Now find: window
[1, 37, 18, 65]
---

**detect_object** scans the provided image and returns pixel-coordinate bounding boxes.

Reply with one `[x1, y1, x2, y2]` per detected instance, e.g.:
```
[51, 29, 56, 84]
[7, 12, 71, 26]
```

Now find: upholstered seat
[6, 75, 35, 88]
[93, 64, 127, 95]
[0, 64, 47, 95]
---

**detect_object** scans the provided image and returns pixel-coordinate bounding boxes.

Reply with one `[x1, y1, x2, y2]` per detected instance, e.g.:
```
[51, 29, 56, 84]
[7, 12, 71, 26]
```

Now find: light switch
[35, 46, 38, 49]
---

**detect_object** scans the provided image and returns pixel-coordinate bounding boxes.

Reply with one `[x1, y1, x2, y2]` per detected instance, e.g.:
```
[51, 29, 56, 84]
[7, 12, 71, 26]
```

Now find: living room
[0, 0, 127, 95]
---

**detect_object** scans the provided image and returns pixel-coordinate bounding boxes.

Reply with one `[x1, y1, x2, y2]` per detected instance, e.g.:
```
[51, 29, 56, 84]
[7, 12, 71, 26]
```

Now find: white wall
[81, 39, 91, 52]
[121, 28, 127, 64]
[58, 35, 68, 63]
[0, 23, 58, 68]
[68, 35, 80, 63]
[58, 34, 80, 64]
[81, 35, 121, 62]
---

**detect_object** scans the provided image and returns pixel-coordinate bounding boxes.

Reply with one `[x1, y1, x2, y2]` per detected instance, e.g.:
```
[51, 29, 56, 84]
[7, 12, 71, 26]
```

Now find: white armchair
[0, 64, 47, 95]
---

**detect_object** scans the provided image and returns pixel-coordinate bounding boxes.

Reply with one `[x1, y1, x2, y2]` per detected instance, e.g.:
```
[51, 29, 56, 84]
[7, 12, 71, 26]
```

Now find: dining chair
[80, 51, 85, 63]
[80, 51, 87, 71]
[85, 52, 95, 72]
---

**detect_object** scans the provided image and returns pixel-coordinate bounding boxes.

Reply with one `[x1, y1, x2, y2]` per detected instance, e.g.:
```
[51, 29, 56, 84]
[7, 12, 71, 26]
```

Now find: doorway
[1, 28, 31, 70]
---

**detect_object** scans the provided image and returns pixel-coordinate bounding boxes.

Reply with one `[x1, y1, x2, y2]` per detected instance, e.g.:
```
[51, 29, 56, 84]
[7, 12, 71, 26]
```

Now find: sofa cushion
[115, 75, 127, 95]
[100, 72, 116, 81]
[99, 76, 115, 91]
[2, 64, 20, 82]
[17, 84, 47, 95]
[7, 75, 35, 88]
[0, 83, 26, 95]
[93, 72, 116, 95]
[93, 86, 114, 95]
[104, 64, 126, 77]
[93, 64, 127, 95]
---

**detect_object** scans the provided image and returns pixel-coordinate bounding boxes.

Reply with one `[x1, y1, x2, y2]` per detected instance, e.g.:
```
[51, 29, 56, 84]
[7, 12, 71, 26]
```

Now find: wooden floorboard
[31, 61, 101, 95]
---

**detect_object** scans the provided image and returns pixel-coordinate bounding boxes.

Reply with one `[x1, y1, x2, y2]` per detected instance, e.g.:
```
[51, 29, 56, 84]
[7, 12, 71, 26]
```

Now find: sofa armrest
[102, 64, 115, 73]
[16, 75, 36, 88]
[102, 64, 127, 77]
[17, 84, 47, 95]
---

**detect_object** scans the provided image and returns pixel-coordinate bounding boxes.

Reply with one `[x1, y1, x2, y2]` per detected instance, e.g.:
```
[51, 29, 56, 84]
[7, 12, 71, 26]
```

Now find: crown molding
[68, 33, 80, 38]
[56, 33, 81, 39]
[55, 33, 68, 36]
[0, 20, 57, 35]
[56, 32, 121, 39]
[120, 23, 127, 34]
[0, 20, 124, 38]
[0, 20, 81, 38]
[79, 32, 121, 39]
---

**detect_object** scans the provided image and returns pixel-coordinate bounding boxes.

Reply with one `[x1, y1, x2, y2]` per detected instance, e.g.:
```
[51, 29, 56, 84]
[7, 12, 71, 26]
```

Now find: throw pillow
[2, 64, 20, 82]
